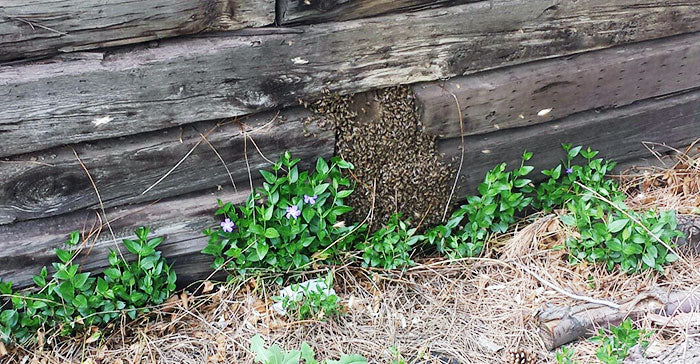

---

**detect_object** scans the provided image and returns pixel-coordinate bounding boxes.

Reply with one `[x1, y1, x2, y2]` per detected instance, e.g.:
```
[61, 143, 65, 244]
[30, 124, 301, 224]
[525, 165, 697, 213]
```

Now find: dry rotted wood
[276, 0, 476, 25]
[413, 32, 700, 138]
[0, 187, 245, 290]
[1, 0, 698, 157]
[537, 289, 700, 350]
[0, 107, 333, 225]
[0, 0, 274, 62]
[439, 90, 700, 197]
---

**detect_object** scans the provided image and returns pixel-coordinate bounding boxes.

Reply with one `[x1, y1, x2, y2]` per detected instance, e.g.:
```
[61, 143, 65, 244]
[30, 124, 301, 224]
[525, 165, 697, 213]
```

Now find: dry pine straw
[4, 149, 700, 364]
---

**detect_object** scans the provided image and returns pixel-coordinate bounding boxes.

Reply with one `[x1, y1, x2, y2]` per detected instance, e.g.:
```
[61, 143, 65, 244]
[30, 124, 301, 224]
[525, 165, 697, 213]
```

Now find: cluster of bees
[303, 86, 453, 229]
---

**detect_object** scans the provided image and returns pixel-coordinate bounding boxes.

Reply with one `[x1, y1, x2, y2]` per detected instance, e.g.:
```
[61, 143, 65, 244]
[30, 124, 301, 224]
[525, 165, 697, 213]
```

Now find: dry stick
[3, 14, 68, 35]
[239, 110, 280, 166]
[72, 148, 125, 261]
[198, 130, 237, 192]
[441, 90, 465, 222]
[574, 181, 691, 268]
[513, 262, 621, 309]
[141, 124, 216, 195]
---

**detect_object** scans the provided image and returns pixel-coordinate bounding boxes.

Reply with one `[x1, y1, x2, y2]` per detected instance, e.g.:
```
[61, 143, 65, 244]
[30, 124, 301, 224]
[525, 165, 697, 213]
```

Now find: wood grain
[0, 108, 333, 224]
[277, 0, 477, 24]
[0, 0, 274, 62]
[414, 33, 700, 138]
[439, 90, 700, 197]
[1, 0, 697, 157]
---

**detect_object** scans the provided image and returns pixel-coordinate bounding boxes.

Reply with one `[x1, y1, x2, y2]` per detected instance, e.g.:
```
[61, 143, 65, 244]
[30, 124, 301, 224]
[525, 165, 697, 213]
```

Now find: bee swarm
[305, 86, 453, 229]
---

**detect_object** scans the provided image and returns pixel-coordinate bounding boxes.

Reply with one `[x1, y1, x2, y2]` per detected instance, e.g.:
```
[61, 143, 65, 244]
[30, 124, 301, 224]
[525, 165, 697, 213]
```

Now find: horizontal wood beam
[0, 108, 333, 224]
[1, 0, 698, 157]
[439, 89, 700, 197]
[414, 32, 700, 139]
[276, 0, 477, 25]
[0, 0, 274, 62]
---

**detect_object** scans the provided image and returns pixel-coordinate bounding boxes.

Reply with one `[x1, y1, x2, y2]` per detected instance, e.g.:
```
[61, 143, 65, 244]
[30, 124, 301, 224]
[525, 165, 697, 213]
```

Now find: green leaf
[641, 253, 656, 269]
[559, 215, 576, 226]
[606, 239, 622, 252]
[33, 274, 46, 287]
[622, 244, 643, 256]
[56, 249, 73, 263]
[288, 166, 299, 183]
[483, 204, 497, 215]
[0, 310, 18, 328]
[103, 268, 121, 280]
[73, 294, 88, 308]
[72, 272, 90, 289]
[265, 227, 280, 239]
[300, 342, 319, 364]
[335, 159, 354, 169]
[256, 243, 269, 261]
[54, 281, 75, 302]
[122, 239, 141, 255]
[96, 277, 109, 294]
[327, 355, 368, 364]
[314, 183, 330, 195]
[608, 219, 629, 233]
[263, 205, 274, 221]
[514, 178, 532, 188]
[250, 224, 264, 235]
[646, 245, 658, 259]
[302, 208, 315, 223]
[316, 158, 329, 175]
[336, 189, 353, 199]
[552, 165, 562, 180]
[259, 169, 276, 184]
[568, 145, 582, 159]
[147, 237, 164, 249]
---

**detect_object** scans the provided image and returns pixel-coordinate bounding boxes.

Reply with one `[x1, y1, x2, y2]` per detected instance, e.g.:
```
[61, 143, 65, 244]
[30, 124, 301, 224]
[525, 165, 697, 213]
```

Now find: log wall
[0, 0, 698, 288]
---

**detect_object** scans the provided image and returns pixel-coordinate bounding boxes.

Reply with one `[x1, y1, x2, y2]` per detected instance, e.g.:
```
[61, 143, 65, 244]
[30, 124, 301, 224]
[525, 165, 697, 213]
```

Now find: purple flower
[565, 167, 573, 175]
[285, 205, 301, 219]
[303, 194, 318, 204]
[220, 218, 235, 233]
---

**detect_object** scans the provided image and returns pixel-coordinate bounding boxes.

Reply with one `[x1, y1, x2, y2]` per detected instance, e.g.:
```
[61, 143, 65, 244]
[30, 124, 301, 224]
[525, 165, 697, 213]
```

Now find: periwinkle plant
[202, 152, 360, 273]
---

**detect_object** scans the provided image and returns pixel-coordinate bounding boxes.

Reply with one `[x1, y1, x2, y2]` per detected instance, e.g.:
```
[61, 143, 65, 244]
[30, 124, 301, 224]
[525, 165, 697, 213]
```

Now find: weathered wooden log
[0, 107, 333, 225]
[413, 32, 700, 139]
[276, 0, 476, 25]
[536, 289, 700, 350]
[0, 186, 245, 290]
[0, 0, 274, 62]
[1, 0, 698, 157]
[439, 90, 700, 197]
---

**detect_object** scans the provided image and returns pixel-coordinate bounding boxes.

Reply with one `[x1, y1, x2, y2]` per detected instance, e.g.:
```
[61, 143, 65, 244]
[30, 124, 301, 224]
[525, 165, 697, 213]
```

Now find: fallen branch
[536, 288, 700, 350]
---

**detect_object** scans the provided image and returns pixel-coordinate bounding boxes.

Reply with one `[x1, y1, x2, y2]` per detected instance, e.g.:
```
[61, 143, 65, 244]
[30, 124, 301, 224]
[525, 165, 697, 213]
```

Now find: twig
[197, 130, 237, 192]
[441, 89, 465, 222]
[6, 15, 68, 36]
[513, 262, 621, 309]
[72, 148, 124, 261]
[140, 125, 215, 195]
